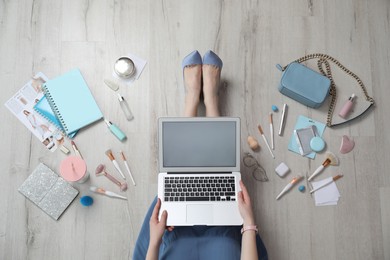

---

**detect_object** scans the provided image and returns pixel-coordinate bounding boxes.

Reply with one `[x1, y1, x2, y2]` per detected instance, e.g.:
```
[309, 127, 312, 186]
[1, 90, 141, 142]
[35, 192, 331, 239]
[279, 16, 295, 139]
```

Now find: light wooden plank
[1, 0, 390, 259]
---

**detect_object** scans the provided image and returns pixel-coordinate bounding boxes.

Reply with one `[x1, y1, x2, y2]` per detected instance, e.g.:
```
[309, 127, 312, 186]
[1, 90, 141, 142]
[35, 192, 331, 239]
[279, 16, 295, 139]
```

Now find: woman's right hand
[237, 180, 255, 225]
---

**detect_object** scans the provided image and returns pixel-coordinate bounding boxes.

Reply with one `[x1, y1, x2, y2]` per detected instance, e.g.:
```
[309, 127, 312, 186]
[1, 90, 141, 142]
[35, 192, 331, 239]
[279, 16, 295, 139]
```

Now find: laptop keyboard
[163, 176, 236, 202]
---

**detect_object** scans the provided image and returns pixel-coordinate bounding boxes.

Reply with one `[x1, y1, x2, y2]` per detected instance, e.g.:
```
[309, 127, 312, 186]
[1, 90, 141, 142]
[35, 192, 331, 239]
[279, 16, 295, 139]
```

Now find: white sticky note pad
[312, 177, 341, 206]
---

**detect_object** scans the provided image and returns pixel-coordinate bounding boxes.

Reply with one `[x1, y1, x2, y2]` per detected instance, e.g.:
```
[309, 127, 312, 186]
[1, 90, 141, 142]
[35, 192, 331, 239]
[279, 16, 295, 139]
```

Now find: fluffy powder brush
[308, 152, 339, 181]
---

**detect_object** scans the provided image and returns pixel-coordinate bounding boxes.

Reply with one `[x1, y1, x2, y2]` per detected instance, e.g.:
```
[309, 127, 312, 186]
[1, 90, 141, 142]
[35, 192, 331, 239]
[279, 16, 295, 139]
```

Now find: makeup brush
[95, 164, 128, 191]
[257, 124, 275, 159]
[276, 175, 303, 200]
[90, 186, 127, 200]
[269, 113, 274, 150]
[71, 140, 83, 159]
[308, 152, 339, 181]
[120, 151, 136, 186]
[105, 149, 126, 180]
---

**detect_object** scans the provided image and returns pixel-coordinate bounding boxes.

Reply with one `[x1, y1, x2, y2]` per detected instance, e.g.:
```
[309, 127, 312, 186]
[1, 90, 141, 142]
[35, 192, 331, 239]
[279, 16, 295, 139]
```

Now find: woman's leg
[202, 64, 221, 117]
[202, 226, 268, 260]
[183, 64, 202, 117]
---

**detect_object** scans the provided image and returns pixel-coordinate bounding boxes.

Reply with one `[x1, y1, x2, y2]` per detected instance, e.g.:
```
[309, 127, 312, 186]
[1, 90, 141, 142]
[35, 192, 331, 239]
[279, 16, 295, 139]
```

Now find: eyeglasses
[243, 153, 268, 182]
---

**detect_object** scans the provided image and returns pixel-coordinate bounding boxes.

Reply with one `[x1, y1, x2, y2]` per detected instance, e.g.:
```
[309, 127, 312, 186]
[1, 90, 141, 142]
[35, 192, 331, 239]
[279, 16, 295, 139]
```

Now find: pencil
[278, 104, 287, 136]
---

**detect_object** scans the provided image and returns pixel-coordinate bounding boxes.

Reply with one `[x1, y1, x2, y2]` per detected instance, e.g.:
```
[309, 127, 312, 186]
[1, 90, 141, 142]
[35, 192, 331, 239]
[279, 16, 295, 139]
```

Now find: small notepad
[312, 177, 341, 206]
[42, 69, 103, 134]
[18, 163, 79, 220]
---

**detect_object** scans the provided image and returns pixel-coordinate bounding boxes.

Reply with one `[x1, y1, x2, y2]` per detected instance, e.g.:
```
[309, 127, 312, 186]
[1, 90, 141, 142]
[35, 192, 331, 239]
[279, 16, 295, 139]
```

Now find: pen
[71, 140, 83, 159]
[257, 124, 275, 159]
[269, 113, 274, 150]
[276, 175, 302, 200]
[120, 151, 136, 186]
[309, 175, 343, 194]
[278, 104, 287, 136]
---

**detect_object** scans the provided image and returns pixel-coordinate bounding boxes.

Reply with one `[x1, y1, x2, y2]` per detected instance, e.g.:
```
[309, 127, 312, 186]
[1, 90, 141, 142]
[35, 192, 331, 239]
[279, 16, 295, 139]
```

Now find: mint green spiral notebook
[33, 96, 77, 138]
[41, 69, 103, 135]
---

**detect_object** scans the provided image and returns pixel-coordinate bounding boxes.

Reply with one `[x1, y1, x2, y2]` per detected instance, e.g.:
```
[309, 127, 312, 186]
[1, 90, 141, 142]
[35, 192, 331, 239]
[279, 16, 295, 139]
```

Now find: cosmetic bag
[276, 53, 375, 127]
[276, 62, 330, 108]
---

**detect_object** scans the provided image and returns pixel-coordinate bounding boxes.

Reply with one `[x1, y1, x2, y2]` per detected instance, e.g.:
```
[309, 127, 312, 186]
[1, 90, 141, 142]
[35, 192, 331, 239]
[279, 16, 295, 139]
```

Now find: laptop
[157, 117, 243, 226]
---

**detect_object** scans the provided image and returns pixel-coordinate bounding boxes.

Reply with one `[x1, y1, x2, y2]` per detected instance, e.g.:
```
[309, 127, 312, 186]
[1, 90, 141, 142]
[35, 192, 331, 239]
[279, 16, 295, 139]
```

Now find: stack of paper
[311, 177, 341, 206]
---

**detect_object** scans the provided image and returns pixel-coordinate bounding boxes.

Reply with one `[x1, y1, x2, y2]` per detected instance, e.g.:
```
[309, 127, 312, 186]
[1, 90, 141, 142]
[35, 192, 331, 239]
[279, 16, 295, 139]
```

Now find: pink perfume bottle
[339, 94, 356, 119]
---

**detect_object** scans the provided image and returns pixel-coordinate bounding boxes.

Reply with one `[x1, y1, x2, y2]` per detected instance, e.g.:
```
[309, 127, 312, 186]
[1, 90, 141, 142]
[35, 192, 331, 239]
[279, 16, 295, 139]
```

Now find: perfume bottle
[117, 93, 134, 121]
[339, 94, 356, 119]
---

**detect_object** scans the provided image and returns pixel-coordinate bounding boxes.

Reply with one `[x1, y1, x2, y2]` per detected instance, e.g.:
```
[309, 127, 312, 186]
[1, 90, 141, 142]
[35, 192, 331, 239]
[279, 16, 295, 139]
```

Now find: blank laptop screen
[162, 121, 237, 168]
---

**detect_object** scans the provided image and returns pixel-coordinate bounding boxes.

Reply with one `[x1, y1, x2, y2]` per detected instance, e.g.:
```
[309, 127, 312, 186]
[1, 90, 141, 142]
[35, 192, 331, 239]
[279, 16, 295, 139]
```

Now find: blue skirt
[133, 197, 268, 260]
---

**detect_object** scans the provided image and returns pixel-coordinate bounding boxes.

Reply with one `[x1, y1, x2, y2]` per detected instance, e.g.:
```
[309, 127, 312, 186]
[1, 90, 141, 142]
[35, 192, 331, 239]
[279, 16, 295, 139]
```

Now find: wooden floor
[1, 1, 389, 259]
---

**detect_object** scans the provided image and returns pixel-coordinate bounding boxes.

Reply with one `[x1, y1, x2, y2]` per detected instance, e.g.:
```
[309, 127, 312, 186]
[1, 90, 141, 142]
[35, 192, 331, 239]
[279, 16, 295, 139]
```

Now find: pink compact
[60, 156, 89, 183]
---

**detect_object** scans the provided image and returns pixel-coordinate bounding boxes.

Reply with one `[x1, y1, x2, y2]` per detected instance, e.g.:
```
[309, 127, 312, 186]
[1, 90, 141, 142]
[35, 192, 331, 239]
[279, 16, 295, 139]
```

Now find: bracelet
[241, 225, 258, 234]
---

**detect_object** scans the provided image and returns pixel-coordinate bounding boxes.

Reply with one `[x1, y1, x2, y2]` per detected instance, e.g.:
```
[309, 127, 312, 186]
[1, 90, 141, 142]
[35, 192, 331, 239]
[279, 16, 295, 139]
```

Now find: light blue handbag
[276, 54, 375, 127]
[276, 62, 330, 108]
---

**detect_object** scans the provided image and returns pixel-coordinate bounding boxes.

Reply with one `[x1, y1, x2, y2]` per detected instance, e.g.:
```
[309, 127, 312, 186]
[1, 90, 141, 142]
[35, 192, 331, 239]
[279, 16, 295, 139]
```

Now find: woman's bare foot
[183, 64, 202, 117]
[202, 64, 221, 117]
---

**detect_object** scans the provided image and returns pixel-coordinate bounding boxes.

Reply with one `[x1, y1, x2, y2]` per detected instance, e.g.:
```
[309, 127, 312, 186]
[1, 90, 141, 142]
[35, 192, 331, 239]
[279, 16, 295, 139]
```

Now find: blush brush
[105, 149, 126, 180]
[308, 152, 339, 181]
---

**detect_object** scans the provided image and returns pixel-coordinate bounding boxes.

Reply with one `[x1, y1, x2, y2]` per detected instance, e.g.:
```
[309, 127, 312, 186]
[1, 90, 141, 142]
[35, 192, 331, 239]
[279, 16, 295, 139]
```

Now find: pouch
[276, 62, 331, 108]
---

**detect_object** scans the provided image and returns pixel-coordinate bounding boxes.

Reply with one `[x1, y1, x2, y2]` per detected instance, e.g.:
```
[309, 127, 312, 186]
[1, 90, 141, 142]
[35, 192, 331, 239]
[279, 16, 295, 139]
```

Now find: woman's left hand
[149, 198, 169, 247]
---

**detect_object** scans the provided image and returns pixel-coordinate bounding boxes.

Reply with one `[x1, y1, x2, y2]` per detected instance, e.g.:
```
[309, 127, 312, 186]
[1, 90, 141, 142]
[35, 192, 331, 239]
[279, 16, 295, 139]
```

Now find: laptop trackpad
[186, 204, 213, 224]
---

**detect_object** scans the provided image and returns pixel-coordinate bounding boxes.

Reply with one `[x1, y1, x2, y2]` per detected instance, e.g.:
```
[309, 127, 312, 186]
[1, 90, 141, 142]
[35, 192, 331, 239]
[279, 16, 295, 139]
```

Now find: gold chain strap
[281, 53, 375, 127]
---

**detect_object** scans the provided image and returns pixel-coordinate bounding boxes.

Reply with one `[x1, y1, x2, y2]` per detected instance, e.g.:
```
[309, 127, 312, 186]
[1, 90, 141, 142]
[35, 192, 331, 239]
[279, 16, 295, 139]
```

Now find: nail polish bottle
[339, 94, 356, 119]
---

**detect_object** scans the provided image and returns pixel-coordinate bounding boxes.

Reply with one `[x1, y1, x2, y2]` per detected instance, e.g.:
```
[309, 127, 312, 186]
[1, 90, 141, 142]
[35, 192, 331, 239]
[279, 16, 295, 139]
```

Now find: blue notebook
[41, 69, 103, 135]
[33, 96, 77, 138]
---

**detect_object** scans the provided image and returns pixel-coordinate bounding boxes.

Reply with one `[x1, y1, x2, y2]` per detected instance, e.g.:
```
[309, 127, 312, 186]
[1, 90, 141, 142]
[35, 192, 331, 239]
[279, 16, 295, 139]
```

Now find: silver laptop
[157, 117, 243, 226]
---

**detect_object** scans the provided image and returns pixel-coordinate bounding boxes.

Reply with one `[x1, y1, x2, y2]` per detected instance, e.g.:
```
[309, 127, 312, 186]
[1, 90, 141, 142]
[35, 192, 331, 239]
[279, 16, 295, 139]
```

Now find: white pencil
[309, 175, 343, 194]
[278, 104, 287, 136]
[258, 124, 275, 159]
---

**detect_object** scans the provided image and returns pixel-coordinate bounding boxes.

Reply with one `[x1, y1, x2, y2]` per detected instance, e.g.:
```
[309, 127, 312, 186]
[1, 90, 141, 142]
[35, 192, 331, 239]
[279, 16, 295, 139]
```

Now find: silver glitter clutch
[18, 163, 79, 220]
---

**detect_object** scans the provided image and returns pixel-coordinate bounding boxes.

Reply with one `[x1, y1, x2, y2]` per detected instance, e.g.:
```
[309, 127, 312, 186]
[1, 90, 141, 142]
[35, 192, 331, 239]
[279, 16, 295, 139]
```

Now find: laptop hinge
[166, 172, 232, 174]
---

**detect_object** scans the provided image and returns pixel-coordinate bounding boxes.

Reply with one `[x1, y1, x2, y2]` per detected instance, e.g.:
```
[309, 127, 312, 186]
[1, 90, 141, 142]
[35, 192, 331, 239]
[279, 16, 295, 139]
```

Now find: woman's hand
[149, 198, 169, 247]
[237, 180, 255, 226]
